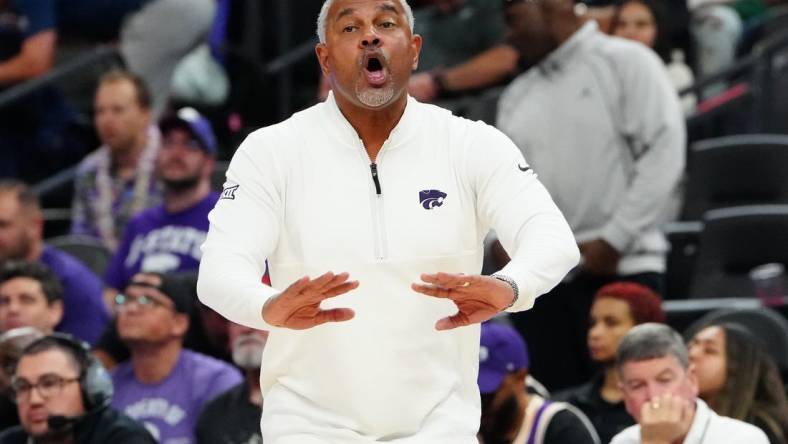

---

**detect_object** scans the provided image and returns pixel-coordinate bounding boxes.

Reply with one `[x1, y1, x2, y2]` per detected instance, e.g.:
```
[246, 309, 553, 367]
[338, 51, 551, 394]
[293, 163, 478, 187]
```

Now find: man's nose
[361, 30, 381, 48]
[6, 301, 20, 314]
[646, 383, 665, 401]
[27, 387, 45, 405]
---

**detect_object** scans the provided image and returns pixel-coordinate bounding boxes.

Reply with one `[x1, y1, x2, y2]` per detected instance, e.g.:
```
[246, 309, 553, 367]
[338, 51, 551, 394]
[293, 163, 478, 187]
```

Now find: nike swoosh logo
[518, 164, 531, 173]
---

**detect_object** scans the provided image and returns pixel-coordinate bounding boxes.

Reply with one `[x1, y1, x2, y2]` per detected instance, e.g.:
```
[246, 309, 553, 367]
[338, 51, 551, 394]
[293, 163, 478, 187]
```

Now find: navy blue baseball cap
[478, 322, 530, 394]
[159, 107, 217, 155]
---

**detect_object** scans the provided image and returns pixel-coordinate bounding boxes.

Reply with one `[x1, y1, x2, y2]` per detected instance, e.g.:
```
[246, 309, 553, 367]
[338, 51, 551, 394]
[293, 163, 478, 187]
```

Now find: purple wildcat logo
[419, 190, 447, 210]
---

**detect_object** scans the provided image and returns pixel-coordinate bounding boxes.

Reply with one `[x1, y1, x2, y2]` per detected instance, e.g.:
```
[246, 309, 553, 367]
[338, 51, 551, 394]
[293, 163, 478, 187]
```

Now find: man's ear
[47, 300, 64, 330]
[202, 156, 216, 179]
[27, 210, 44, 244]
[505, 368, 529, 390]
[316, 43, 332, 78]
[171, 313, 190, 337]
[410, 34, 423, 70]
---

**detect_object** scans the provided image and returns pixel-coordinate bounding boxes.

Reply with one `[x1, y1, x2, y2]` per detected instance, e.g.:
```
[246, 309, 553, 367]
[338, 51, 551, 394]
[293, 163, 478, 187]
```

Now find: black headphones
[24, 333, 113, 411]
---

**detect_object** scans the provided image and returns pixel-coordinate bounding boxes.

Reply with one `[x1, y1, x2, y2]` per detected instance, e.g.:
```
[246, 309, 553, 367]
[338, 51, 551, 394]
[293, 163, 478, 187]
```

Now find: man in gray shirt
[496, 0, 685, 391]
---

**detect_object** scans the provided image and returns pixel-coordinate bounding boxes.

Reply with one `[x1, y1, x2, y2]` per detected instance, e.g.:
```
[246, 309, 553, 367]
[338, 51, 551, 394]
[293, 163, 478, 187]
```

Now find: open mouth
[367, 57, 383, 71]
[363, 54, 387, 86]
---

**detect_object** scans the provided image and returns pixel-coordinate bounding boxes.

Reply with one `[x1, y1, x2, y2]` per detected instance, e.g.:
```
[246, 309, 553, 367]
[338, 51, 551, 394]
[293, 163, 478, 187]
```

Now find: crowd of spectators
[0, 0, 787, 442]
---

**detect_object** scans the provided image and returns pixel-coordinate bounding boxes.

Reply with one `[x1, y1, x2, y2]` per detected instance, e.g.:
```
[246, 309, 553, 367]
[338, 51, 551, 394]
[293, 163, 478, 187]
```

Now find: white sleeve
[734, 425, 770, 444]
[600, 46, 686, 251]
[468, 123, 580, 312]
[197, 132, 283, 330]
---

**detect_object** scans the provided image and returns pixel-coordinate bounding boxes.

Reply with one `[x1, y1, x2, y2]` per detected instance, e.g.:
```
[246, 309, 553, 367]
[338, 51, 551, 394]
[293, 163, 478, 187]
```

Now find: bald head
[503, 0, 583, 67]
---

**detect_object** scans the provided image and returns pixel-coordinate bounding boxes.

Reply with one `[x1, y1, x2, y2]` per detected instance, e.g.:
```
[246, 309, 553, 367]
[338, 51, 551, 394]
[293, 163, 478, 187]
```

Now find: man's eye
[20, 295, 36, 305]
[343, 25, 357, 33]
[380, 22, 395, 28]
[39, 377, 60, 389]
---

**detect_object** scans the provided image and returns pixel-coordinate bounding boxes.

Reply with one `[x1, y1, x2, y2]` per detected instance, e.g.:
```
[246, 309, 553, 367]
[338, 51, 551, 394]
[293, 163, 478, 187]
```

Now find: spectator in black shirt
[478, 322, 599, 444]
[0, 334, 154, 444]
[554, 282, 665, 444]
[196, 321, 268, 444]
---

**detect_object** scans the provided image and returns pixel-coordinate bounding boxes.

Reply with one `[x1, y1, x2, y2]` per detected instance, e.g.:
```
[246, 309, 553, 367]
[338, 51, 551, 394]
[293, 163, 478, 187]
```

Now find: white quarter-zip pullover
[198, 93, 579, 443]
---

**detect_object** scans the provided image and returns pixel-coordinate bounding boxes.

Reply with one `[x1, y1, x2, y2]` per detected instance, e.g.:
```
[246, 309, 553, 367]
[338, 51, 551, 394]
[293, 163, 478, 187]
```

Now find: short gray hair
[616, 323, 690, 371]
[317, 0, 415, 44]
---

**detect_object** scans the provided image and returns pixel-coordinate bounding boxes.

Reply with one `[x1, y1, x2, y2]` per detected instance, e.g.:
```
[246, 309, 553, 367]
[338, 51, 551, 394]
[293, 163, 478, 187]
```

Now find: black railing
[682, 29, 788, 136]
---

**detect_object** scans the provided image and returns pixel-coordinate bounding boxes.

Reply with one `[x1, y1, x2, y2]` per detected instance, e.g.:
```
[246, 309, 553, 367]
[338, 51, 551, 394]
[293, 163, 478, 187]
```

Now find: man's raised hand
[262, 272, 359, 330]
[411, 272, 515, 331]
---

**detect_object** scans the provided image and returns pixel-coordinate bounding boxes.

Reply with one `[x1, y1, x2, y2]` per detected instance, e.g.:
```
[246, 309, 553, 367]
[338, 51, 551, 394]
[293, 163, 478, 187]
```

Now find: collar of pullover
[538, 20, 598, 76]
[323, 91, 419, 153]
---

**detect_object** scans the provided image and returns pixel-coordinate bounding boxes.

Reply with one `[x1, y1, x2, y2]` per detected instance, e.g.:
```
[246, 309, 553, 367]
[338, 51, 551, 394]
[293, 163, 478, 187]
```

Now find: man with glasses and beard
[478, 322, 598, 444]
[196, 323, 268, 444]
[104, 107, 219, 294]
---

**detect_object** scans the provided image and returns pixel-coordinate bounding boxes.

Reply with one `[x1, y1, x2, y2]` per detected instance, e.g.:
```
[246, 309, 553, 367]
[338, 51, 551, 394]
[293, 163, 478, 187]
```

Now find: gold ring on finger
[460, 282, 471, 287]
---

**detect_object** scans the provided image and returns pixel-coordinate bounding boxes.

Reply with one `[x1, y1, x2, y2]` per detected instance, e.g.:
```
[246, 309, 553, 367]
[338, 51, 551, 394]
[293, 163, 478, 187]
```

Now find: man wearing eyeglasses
[0, 335, 155, 444]
[103, 107, 220, 297]
[109, 272, 242, 444]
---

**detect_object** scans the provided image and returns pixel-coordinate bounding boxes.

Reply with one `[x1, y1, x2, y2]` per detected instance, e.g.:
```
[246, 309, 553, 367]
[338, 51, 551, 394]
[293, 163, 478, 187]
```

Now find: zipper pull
[370, 163, 382, 195]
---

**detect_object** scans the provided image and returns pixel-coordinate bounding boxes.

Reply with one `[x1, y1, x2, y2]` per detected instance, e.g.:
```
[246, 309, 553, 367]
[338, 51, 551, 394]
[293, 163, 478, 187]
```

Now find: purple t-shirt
[40, 246, 110, 345]
[111, 349, 243, 444]
[104, 192, 219, 290]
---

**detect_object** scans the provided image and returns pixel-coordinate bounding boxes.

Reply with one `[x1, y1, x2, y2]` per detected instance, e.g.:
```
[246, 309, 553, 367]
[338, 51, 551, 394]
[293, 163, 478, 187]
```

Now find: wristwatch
[490, 274, 519, 310]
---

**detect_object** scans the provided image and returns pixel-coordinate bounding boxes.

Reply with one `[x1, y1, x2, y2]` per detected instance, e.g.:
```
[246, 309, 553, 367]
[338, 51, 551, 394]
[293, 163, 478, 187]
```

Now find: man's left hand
[579, 238, 620, 275]
[411, 272, 515, 331]
[408, 72, 439, 102]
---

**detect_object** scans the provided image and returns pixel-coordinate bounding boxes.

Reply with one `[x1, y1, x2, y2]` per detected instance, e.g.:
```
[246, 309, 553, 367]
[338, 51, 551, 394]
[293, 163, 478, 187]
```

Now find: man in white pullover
[197, 0, 579, 442]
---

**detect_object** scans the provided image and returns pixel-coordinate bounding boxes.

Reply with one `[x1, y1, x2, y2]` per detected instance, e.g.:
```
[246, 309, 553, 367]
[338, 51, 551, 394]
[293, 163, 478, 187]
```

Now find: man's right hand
[639, 393, 693, 444]
[261, 272, 359, 330]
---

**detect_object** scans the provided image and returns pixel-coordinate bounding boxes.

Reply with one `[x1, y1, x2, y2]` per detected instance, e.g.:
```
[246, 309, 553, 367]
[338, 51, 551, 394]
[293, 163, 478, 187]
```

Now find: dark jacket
[553, 372, 635, 444]
[0, 406, 155, 444]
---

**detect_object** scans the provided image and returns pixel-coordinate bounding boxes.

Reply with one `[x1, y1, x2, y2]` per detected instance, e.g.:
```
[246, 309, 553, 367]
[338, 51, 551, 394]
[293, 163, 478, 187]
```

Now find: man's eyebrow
[378, 3, 399, 15]
[336, 7, 356, 21]
[656, 368, 675, 378]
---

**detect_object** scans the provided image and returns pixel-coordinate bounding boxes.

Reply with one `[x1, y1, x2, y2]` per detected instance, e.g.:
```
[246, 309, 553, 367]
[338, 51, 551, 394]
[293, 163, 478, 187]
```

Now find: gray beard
[355, 79, 396, 108]
[232, 337, 266, 370]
